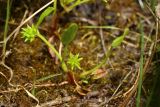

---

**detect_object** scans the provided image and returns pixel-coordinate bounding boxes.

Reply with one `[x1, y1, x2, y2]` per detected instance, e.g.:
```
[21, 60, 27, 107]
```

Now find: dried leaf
[24, 88, 39, 104]
[91, 69, 108, 80]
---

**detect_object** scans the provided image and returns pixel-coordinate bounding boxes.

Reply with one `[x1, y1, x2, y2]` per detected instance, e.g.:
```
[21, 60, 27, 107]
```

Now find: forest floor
[0, 0, 158, 107]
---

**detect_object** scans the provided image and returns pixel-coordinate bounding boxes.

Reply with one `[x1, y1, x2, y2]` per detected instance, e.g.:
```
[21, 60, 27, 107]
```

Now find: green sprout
[21, 21, 79, 73]
[20, 0, 124, 83]
[21, 25, 38, 42]
[67, 53, 83, 70]
[21, 24, 62, 61]
[21, 24, 68, 73]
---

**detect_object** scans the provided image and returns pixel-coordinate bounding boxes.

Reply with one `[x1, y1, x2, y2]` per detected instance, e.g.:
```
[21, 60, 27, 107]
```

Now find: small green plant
[21, 23, 79, 72]
[21, 2, 83, 72]
[67, 53, 83, 70]
[21, 0, 128, 90]
[21, 23, 129, 78]
[21, 25, 38, 42]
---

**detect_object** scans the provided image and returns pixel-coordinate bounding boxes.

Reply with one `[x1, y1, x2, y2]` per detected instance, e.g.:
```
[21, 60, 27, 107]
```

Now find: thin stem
[80, 46, 112, 78]
[53, 0, 57, 14]
[37, 33, 62, 61]
[37, 33, 68, 72]
[136, 22, 144, 107]
[2, 0, 10, 62]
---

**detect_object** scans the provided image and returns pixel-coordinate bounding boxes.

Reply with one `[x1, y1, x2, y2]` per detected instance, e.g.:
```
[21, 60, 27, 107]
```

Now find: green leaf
[36, 7, 54, 28]
[111, 28, 129, 48]
[111, 35, 124, 48]
[61, 23, 78, 46]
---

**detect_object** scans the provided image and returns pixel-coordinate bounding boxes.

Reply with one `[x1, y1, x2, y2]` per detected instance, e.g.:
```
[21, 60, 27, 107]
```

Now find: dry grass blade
[24, 88, 40, 106]
[0, 62, 13, 86]
[12, 10, 28, 42]
[0, 71, 8, 80]
[39, 96, 76, 107]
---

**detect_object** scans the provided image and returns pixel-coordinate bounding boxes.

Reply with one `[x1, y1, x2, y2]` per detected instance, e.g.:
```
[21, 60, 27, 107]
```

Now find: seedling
[21, 0, 128, 95]
[21, 18, 129, 80]
[21, 23, 80, 72]
[21, 25, 38, 42]
[67, 53, 83, 70]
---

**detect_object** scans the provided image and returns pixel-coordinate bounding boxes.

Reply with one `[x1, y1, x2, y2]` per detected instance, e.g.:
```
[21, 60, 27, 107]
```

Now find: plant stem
[80, 46, 112, 78]
[37, 33, 68, 72]
[53, 0, 57, 14]
[136, 22, 144, 107]
[37, 33, 62, 61]
[2, 0, 10, 63]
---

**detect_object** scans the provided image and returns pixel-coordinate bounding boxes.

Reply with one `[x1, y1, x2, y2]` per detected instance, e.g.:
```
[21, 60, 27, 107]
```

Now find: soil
[0, 0, 156, 107]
